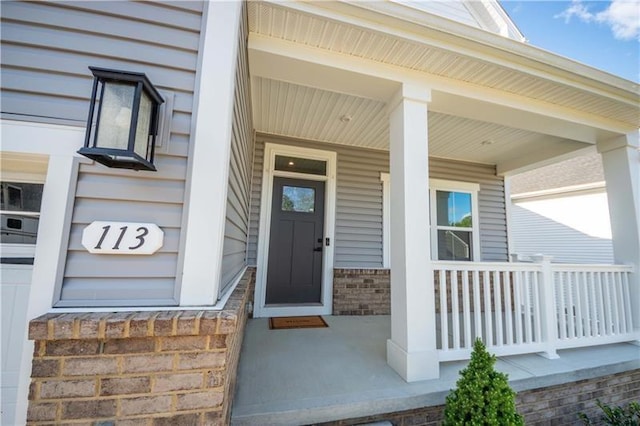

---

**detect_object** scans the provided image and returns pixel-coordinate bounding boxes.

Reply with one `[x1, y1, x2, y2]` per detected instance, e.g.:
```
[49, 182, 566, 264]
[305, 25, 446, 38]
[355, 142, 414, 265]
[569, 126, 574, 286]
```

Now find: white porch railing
[433, 259, 637, 362]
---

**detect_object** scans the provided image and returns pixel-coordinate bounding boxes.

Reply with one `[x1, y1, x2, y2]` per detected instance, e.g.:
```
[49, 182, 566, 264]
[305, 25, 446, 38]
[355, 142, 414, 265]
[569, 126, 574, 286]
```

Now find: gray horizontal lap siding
[248, 138, 508, 267]
[1, 1, 202, 306]
[221, 5, 253, 296]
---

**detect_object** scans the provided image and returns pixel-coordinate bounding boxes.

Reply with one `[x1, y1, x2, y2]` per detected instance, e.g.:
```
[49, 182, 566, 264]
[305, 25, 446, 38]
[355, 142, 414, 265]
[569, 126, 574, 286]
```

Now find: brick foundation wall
[332, 269, 513, 316]
[26, 268, 254, 425]
[333, 269, 390, 315]
[317, 368, 640, 426]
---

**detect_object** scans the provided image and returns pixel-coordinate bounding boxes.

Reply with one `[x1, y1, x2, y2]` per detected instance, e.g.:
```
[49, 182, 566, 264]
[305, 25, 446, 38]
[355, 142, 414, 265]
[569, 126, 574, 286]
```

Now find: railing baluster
[462, 270, 472, 349]
[451, 270, 461, 350]
[504, 271, 513, 345]
[494, 271, 504, 346]
[483, 270, 493, 347]
[473, 270, 482, 342]
[612, 271, 622, 334]
[514, 270, 523, 345]
[596, 272, 606, 336]
[439, 269, 448, 351]
[532, 271, 542, 344]
[566, 272, 576, 339]
[589, 271, 600, 337]
[602, 272, 612, 336]
[557, 271, 566, 340]
[622, 271, 633, 333]
[574, 271, 584, 338]
[524, 271, 533, 343]
[582, 271, 592, 338]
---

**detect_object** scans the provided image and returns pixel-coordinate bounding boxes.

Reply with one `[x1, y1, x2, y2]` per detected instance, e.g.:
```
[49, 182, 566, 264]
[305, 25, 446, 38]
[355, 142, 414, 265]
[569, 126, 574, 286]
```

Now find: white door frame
[254, 142, 336, 318]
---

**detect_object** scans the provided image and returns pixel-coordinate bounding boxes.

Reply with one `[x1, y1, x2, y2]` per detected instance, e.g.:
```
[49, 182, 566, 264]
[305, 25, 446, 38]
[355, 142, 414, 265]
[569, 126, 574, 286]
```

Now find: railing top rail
[432, 261, 542, 272]
[551, 264, 634, 273]
[432, 261, 633, 273]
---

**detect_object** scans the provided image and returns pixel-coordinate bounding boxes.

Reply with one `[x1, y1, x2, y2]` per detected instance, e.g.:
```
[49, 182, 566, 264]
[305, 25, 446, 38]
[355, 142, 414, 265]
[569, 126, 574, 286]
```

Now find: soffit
[247, 1, 639, 129]
[252, 76, 584, 166]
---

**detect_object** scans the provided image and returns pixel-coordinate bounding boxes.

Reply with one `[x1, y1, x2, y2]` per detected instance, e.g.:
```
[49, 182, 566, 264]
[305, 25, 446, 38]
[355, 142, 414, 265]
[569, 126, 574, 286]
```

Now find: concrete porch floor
[231, 316, 640, 425]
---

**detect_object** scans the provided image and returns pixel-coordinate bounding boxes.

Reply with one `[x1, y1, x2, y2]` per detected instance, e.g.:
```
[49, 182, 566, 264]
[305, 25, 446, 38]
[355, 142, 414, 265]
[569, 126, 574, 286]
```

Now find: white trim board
[254, 143, 337, 318]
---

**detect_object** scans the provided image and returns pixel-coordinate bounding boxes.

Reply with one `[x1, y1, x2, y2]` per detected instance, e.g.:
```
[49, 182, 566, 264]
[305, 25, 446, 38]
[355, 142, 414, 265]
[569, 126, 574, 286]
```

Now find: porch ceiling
[247, 1, 639, 173]
[252, 76, 590, 168]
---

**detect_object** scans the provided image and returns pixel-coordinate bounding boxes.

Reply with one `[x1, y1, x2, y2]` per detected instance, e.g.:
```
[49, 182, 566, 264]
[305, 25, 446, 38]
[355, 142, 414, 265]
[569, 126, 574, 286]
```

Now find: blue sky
[500, 1, 639, 82]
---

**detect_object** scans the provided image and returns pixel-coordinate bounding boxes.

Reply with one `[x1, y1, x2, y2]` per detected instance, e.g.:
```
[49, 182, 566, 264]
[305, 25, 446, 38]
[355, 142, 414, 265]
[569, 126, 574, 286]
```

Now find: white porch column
[597, 132, 640, 329]
[386, 84, 438, 381]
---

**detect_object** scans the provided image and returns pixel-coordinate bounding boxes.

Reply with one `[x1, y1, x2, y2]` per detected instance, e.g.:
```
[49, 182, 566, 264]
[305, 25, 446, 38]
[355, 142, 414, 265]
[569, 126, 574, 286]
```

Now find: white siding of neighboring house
[247, 136, 509, 267]
[1, 1, 203, 306]
[511, 191, 614, 264]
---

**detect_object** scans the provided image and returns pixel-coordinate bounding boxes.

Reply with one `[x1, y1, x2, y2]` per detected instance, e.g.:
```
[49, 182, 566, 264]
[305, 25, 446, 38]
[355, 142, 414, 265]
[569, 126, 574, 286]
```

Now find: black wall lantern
[78, 67, 164, 171]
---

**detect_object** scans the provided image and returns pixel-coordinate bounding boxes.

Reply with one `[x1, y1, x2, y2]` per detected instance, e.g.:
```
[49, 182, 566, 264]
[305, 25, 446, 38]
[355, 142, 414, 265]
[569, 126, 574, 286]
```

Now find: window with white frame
[380, 175, 480, 265]
[429, 179, 480, 261]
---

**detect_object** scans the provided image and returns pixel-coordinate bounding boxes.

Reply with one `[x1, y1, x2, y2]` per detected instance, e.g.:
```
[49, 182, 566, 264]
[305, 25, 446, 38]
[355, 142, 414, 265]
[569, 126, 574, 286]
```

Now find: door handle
[314, 247, 323, 252]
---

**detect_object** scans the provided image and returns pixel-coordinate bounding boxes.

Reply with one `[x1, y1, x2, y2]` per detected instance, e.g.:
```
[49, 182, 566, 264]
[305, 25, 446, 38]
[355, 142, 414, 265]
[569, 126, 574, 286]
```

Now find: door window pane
[282, 186, 315, 213]
[275, 155, 326, 175]
[436, 191, 472, 227]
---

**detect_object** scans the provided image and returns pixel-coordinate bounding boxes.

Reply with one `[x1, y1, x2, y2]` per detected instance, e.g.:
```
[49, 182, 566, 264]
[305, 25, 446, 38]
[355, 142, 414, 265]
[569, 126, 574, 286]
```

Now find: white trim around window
[254, 143, 337, 318]
[429, 179, 481, 261]
[380, 176, 481, 264]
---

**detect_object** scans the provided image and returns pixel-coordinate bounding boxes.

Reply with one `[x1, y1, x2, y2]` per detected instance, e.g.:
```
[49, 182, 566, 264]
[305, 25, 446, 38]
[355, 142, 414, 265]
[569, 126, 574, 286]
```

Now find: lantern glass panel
[134, 91, 152, 160]
[95, 82, 135, 150]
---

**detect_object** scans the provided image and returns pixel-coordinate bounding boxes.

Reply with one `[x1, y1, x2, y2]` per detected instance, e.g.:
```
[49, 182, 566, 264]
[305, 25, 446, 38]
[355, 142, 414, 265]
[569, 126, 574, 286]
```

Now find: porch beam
[597, 132, 640, 330]
[387, 84, 439, 382]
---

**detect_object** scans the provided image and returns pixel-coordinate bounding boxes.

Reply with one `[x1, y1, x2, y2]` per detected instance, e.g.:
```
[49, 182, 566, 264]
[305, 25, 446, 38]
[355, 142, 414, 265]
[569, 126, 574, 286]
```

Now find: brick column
[26, 270, 254, 425]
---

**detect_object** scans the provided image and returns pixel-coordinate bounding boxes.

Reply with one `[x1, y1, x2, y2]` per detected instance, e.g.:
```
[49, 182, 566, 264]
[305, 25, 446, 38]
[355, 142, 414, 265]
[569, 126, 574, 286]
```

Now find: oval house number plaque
[82, 221, 164, 255]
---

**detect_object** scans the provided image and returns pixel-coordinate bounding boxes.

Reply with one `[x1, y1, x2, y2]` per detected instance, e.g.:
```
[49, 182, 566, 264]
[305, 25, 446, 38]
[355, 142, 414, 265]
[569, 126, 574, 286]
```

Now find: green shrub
[443, 339, 524, 425]
[578, 400, 640, 425]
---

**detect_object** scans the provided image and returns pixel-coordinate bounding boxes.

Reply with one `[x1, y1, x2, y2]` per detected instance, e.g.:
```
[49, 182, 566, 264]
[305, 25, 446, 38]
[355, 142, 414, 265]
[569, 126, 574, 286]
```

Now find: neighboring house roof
[510, 152, 605, 196]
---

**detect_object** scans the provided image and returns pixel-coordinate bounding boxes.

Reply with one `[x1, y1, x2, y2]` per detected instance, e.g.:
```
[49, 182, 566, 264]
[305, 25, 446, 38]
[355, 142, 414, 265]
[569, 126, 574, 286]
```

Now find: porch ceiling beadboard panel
[0, 1, 202, 306]
[252, 77, 388, 150]
[221, 3, 254, 296]
[252, 77, 570, 166]
[247, 2, 638, 128]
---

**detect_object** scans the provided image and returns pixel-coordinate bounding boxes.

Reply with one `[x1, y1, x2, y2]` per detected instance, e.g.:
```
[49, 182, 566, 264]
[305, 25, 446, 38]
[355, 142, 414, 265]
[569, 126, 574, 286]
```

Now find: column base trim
[386, 339, 439, 382]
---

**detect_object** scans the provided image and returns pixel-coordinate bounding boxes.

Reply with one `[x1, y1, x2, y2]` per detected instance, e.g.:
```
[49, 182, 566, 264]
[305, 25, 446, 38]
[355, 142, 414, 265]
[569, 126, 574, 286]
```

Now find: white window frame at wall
[380, 176, 480, 264]
[429, 178, 480, 261]
[254, 142, 337, 318]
